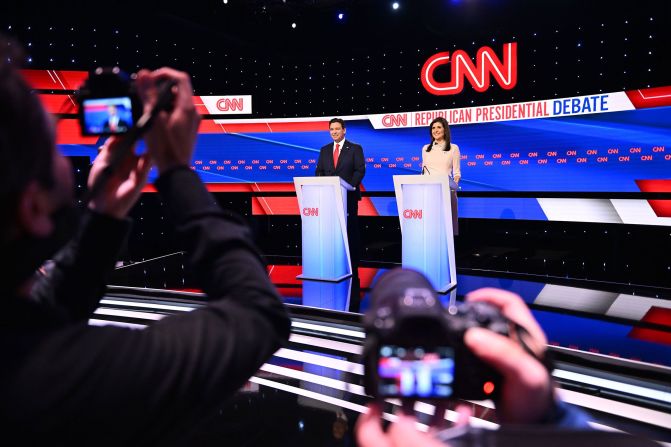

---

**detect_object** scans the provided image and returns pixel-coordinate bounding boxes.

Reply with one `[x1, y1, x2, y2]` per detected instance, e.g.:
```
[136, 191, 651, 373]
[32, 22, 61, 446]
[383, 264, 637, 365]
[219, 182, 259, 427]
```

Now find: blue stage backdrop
[59, 88, 671, 225]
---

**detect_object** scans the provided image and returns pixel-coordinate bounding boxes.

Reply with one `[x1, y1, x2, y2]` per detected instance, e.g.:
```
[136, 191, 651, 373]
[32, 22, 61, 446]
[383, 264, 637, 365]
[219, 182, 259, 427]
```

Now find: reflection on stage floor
[102, 253, 671, 444]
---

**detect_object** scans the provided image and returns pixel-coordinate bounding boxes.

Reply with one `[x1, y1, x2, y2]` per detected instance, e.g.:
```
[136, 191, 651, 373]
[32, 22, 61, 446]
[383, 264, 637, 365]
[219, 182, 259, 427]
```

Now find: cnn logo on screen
[421, 42, 517, 95]
[302, 207, 319, 216]
[200, 95, 253, 114]
[216, 98, 245, 112]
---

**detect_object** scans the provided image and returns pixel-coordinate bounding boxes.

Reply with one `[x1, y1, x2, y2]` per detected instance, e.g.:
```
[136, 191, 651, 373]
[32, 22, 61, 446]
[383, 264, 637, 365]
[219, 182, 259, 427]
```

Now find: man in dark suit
[102, 104, 130, 133]
[315, 118, 366, 269]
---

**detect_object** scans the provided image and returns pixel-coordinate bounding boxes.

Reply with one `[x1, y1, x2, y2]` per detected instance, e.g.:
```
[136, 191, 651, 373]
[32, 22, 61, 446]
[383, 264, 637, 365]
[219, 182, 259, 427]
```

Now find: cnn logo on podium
[403, 209, 423, 219]
[302, 207, 319, 216]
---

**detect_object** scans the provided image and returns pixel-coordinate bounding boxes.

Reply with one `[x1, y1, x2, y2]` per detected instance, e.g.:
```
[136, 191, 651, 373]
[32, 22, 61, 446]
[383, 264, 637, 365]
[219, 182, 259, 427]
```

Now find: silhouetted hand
[464, 287, 553, 424]
[88, 137, 152, 219]
[136, 67, 201, 174]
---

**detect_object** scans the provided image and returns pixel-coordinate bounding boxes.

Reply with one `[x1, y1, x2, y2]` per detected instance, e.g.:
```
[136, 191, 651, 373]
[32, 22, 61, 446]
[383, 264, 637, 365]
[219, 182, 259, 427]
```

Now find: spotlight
[223, 0, 228, 3]
[291, 22, 297, 29]
[392, 2, 400, 10]
[338, 13, 344, 20]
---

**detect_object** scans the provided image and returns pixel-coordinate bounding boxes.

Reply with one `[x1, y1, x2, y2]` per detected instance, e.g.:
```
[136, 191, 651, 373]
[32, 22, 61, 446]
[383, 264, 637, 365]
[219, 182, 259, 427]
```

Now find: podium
[393, 175, 457, 292]
[302, 277, 352, 311]
[294, 176, 354, 281]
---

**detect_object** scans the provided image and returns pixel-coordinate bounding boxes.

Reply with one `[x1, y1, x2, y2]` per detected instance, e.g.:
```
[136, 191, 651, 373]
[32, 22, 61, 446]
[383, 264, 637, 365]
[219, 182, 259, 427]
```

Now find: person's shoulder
[451, 143, 460, 151]
[422, 143, 430, 152]
[346, 141, 364, 152]
[320, 142, 332, 151]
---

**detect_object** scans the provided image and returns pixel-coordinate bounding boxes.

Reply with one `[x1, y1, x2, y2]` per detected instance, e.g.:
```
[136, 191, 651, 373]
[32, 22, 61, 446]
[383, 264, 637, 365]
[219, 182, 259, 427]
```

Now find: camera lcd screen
[81, 97, 133, 135]
[377, 345, 455, 398]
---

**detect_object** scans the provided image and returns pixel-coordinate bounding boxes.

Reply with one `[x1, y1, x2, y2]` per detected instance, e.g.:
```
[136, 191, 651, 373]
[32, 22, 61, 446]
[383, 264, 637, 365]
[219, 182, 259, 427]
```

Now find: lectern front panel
[300, 184, 349, 280]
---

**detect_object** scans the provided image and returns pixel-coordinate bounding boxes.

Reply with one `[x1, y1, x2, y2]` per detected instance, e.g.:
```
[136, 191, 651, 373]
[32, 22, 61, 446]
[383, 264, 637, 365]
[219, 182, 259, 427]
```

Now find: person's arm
[30, 138, 151, 321]
[421, 144, 427, 174]
[464, 288, 591, 428]
[452, 143, 461, 184]
[15, 183, 290, 443]
[134, 67, 290, 426]
[315, 147, 325, 176]
[11, 68, 291, 444]
[29, 210, 130, 320]
[354, 287, 591, 446]
[350, 144, 366, 187]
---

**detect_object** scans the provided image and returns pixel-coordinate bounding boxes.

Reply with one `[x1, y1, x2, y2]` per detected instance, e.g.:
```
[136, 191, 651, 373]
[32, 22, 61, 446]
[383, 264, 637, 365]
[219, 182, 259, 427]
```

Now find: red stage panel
[625, 86, 671, 109]
[192, 97, 211, 115]
[220, 123, 274, 133]
[358, 198, 379, 216]
[275, 287, 303, 298]
[200, 120, 331, 134]
[22, 69, 88, 90]
[267, 265, 303, 285]
[141, 182, 379, 216]
[357, 267, 379, 290]
[205, 183, 255, 192]
[628, 307, 671, 346]
[268, 121, 330, 132]
[198, 120, 226, 133]
[253, 197, 300, 215]
[38, 94, 78, 114]
[56, 119, 98, 145]
[635, 179, 671, 217]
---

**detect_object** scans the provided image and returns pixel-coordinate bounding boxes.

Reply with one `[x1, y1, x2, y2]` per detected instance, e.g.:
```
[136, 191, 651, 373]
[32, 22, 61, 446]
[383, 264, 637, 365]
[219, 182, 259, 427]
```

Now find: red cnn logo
[421, 42, 517, 95]
[216, 98, 245, 112]
[302, 207, 319, 217]
[381, 113, 408, 128]
[403, 209, 423, 219]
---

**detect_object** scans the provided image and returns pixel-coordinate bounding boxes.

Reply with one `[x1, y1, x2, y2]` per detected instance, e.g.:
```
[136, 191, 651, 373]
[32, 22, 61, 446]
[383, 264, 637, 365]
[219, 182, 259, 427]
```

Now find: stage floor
[100, 254, 671, 445]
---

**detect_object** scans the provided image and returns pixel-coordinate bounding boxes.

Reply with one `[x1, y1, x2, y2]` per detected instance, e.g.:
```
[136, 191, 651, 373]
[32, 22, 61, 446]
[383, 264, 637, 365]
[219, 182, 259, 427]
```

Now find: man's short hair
[329, 118, 346, 129]
[0, 36, 55, 242]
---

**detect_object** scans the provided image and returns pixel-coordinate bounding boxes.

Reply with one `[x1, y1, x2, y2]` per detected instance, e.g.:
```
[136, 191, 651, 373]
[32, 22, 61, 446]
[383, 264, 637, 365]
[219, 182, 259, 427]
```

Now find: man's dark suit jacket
[102, 119, 130, 133]
[315, 140, 366, 201]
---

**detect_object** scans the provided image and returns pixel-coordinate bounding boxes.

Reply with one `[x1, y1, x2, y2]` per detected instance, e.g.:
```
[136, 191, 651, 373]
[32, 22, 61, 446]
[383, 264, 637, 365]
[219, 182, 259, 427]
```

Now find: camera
[363, 269, 508, 401]
[76, 67, 142, 136]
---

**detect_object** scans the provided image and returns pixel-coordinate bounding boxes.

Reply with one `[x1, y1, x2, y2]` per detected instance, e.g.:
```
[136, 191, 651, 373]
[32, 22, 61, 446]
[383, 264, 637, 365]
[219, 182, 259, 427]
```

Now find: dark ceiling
[2, 0, 669, 117]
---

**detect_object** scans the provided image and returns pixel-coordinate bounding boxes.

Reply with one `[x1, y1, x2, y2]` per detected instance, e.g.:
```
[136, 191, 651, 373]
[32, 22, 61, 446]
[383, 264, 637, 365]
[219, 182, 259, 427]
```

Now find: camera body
[76, 67, 141, 136]
[363, 269, 508, 401]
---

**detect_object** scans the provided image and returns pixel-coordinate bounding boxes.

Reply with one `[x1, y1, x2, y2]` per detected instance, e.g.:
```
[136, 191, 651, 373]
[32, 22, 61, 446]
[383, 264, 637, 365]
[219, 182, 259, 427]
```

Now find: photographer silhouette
[356, 269, 654, 447]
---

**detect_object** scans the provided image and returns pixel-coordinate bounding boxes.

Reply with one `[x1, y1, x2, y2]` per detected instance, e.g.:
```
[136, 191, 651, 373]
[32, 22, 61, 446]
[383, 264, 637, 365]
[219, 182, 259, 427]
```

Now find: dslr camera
[76, 67, 142, 136]
[363, 269, 509, 401]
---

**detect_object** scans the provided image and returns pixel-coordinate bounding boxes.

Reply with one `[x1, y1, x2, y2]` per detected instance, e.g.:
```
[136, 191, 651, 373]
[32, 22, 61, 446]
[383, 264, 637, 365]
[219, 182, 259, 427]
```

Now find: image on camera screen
[377, 345, 455, 398]
[82, 97, 133, 135]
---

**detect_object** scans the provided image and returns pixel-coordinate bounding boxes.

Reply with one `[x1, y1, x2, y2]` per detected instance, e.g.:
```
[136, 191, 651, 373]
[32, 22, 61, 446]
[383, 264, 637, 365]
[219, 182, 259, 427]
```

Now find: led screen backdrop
[38, 68, 670, 225]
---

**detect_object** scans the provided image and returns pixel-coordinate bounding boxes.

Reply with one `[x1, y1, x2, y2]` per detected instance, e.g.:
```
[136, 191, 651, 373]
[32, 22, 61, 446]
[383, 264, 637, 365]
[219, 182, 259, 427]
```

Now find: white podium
[302, 278, 352, 311]
[393, 175, 457, 292]
[294, 176, 354, 281]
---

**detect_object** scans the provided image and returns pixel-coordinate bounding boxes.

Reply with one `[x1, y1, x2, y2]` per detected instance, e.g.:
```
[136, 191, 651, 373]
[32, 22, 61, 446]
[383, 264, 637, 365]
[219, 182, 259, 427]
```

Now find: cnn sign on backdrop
[200, 95, 253, 114]
[421, 42, 517, 95]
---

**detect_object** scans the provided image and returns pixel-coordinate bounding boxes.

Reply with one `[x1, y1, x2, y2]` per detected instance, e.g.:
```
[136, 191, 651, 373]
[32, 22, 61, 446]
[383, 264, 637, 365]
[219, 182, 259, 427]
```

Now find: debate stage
[91, 254, 671, 445]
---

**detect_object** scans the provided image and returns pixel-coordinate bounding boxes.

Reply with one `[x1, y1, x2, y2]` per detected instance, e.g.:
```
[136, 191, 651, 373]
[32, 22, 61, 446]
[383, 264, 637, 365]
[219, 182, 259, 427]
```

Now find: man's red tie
[333, 143, 340, 167]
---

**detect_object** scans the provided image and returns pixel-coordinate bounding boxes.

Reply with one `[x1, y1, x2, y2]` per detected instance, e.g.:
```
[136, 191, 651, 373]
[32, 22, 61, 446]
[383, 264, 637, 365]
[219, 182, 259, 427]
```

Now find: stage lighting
[392, 2, 400, 10]
[338, 13, 344, 20]
[291, 22, 297, 29]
